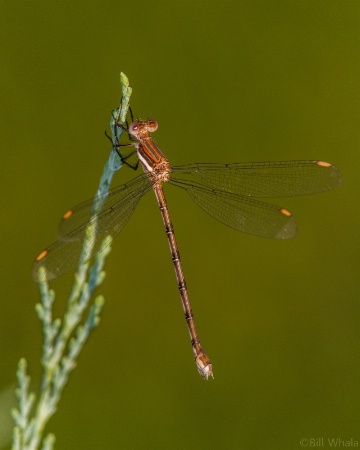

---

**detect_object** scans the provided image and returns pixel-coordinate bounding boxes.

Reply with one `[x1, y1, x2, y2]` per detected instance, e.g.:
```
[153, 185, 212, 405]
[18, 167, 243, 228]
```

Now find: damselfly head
[129, 120, 158, 137]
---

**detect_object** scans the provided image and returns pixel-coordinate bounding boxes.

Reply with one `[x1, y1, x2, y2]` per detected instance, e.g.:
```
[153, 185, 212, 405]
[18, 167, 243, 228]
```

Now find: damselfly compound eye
[129, 122, 140, 136]
[146, 120, 158, 132]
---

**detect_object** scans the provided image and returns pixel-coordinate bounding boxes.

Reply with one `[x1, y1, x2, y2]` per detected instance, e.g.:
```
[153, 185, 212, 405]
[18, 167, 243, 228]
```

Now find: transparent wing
[57, 174, 148, 239]
[33, 174, 152, 281]
[169, 178, 296, 239]
[171, 160, 342, 197]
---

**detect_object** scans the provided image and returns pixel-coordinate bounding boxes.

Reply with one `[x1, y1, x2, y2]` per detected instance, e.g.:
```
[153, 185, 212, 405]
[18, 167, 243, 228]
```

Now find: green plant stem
[12, 72, 132, 450]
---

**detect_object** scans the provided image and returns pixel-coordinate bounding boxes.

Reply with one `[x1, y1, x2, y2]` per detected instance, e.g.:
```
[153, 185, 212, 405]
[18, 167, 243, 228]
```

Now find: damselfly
[33, 115, 342, 379]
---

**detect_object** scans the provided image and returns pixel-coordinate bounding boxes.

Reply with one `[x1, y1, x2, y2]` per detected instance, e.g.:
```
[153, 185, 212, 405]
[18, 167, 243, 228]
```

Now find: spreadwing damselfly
[33, 112, 342, 379]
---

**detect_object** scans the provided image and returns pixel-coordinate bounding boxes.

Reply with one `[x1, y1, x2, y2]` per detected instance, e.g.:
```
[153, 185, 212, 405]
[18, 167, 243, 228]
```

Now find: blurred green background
[1, 1, 359, 449]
